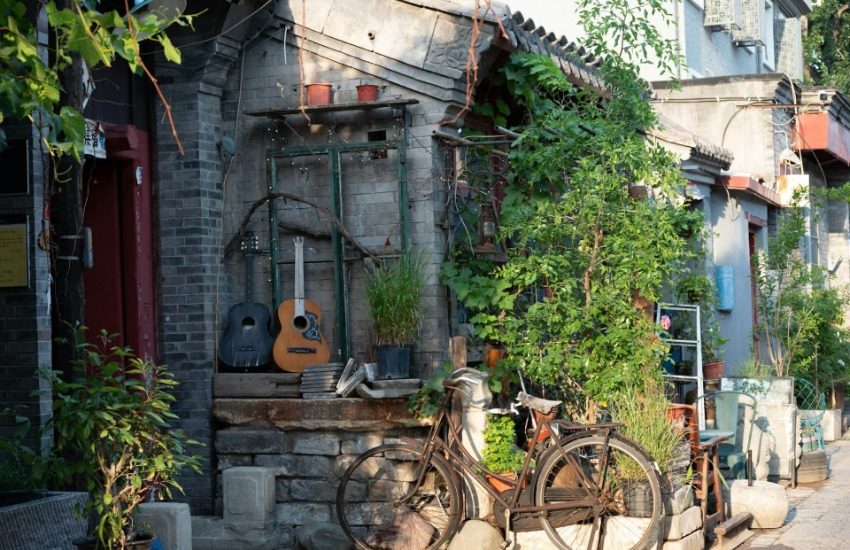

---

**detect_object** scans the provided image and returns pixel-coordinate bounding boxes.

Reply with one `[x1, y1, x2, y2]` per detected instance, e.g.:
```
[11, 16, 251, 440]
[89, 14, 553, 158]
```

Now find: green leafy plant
[366, 248, 428, 346]
[46, 328, 201, 549]
[804, 0, 850, 93]
[0, 1, 194, 158]
[408, 362, 453, 419]
[481, 414, 526, 474]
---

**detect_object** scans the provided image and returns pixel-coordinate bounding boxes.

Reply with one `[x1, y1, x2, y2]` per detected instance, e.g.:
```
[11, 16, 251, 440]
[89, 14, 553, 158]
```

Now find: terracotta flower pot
[306, 83, 333, 106]
[703, 360, 724, 380]
[485, 473, 524, 493]
[356, 84, 379, 102]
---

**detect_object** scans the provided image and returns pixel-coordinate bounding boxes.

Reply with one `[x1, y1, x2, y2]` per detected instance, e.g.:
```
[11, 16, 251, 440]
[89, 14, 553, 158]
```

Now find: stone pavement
[742, 438, 850, 549]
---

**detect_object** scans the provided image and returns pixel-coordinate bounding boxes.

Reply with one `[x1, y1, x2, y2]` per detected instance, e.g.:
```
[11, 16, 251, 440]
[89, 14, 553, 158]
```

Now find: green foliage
[0, 1, 192, 158]
[46, 327, 202, 548]
[753, 192, 820, 377]
[444, 50, 701, 402]
[612, 381, 683, 477]
[0, 410, 47, 491]
[577, 0, 682, 78]
[407, 362, 453, 419]
[366, 249, 428, 346]
[672, 270, 726, 363]
[804, 0, 850, 92]
[481, 414, 526, 474]
[753, 189, 850, 384]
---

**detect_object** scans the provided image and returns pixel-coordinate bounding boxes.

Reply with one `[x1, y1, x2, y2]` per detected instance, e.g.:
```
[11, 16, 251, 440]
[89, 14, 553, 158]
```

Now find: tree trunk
[51, 36, 86, 378]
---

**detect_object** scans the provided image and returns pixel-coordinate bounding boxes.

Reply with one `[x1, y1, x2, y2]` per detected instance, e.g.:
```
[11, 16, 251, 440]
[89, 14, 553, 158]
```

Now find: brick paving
[742, 438, 850, 549]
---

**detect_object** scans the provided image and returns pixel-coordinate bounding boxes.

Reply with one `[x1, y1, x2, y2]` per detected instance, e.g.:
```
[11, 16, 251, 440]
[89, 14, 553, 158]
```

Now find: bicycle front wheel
[336, 443, 462, 550]
[533, 433, 662, 550]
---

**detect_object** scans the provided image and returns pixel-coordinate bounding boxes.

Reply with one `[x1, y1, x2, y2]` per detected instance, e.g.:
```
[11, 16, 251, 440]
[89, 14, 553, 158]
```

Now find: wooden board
[214, 373, 301, 397]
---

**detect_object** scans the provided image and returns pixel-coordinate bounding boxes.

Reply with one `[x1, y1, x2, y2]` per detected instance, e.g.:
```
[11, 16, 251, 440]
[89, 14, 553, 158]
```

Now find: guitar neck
[294, 237, 305, 304]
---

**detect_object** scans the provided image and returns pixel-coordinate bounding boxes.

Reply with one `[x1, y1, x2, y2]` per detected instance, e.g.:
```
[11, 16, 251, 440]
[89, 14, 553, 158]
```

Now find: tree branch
[226, 191, 379, 261]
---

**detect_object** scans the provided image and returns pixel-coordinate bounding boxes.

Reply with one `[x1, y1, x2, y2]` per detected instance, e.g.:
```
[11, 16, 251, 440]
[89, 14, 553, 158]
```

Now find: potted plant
[481, 414, 527, 492]
[45, 328, 201, 549]
[365, 248, 427, 379]
[611, 380, 688, 516]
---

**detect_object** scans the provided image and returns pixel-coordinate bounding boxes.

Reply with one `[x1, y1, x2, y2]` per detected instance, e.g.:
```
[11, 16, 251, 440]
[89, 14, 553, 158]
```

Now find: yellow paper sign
[0, 224, 28, 287]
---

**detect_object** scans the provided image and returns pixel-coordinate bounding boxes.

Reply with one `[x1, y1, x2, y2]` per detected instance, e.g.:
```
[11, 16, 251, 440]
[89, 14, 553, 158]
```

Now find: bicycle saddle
[516, 391, 561, 414]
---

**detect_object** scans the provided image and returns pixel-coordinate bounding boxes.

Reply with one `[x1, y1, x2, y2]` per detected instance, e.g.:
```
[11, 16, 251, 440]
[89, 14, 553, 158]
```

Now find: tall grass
[366, 249, 428, 346]
[612, 380, 685, 478]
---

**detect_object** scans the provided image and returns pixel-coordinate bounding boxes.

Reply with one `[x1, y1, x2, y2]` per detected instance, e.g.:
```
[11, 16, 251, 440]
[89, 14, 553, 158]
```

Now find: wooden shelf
[245, 98, 419, 118]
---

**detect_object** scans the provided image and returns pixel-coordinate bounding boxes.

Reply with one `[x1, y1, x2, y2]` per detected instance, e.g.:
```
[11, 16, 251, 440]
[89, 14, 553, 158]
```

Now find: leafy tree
[804, 0, 850, 92]
[443, 1, 701, 404]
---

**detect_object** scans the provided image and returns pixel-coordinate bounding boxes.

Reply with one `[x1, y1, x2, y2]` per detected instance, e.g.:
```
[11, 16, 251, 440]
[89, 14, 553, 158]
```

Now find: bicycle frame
[406, 382, 622, 519]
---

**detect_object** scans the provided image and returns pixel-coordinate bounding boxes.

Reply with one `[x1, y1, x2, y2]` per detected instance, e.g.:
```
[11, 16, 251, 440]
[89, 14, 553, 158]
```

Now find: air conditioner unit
[733, 0, 764, 46]
[775, 17, 804, 80]
[704, 0, 744, 31]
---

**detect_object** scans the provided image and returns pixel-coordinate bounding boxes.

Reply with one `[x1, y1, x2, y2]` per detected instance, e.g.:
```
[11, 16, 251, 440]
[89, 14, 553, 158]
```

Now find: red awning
[794, 112, 850, 165]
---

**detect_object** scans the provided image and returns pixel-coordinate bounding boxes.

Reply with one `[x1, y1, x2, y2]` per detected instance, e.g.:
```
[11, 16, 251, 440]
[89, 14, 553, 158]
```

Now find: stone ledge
[213, 398, 429, 430]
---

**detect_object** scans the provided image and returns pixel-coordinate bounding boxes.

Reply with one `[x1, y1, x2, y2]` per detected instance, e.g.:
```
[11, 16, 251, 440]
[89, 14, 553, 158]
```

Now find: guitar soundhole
[293, 315, 308, 331]
[242, 317, 256, 328]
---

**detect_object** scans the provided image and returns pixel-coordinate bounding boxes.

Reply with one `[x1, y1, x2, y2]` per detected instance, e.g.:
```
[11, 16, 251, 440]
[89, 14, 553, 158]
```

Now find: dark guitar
[273, 236, 331, 372]
[219, 232, 274, 370]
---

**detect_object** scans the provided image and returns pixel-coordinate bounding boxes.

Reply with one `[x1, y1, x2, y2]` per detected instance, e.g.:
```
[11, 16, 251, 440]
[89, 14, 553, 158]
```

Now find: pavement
[742, 438, 850, 549]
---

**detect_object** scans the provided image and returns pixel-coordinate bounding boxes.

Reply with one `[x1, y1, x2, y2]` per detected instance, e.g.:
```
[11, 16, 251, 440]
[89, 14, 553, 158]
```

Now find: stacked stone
[203, 426, 427, 548]
[660, 484, 705, 550]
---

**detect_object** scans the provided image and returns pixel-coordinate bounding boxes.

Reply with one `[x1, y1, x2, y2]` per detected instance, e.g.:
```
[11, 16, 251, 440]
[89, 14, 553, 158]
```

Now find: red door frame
[95, 124, 157, 361]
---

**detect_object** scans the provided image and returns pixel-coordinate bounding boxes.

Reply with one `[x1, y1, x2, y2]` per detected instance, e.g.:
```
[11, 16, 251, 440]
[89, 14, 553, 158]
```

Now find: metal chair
[795, 377, 826, 451]
[695, 390, 758, 480]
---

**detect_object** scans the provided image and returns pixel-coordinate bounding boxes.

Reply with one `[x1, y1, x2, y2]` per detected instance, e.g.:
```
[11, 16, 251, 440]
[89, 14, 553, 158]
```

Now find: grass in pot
[365, 248, 427, 379]
[611, 380, 686, 517]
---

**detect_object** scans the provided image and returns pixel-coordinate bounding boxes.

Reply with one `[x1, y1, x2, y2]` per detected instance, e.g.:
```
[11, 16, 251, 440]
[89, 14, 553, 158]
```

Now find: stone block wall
[214, 426, 428, 547]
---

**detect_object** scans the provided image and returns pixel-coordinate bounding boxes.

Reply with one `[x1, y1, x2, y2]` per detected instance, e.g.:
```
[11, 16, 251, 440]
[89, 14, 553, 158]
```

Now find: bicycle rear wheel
[336, 443, 462, 550]
[533, 433, 662, 550]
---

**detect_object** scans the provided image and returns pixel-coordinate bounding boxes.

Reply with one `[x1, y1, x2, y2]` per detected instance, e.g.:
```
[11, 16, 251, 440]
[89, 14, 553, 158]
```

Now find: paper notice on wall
[84, 119, 106, 159]
[0, 223, 28, 288]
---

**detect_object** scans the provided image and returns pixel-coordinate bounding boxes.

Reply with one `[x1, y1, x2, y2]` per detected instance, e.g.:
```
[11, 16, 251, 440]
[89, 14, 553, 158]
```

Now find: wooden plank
[214, 373, 302, 397]
[451, 336, 467, 370]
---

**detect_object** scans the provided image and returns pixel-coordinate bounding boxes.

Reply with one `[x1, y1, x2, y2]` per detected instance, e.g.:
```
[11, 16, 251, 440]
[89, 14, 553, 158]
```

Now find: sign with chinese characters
[0, 223, 28, 288]
[84, 119, 106, 159]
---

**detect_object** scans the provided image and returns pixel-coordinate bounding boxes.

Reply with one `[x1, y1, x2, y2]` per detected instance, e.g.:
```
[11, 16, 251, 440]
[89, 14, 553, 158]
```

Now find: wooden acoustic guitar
[219, 232, 274, 370]
[273, 237, 330, 371]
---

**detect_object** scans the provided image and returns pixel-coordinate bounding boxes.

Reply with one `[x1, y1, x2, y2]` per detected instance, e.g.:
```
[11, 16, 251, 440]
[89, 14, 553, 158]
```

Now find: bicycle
[336, 368, 664, 549]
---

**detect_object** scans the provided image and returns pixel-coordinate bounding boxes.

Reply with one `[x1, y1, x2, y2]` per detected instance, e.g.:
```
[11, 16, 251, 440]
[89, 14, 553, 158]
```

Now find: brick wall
[155, 77, 226, 514]
[0, 125, 52, 456]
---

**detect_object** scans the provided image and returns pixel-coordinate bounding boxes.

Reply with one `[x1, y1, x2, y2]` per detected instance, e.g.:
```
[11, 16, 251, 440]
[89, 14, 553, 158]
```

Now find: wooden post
[450, 336, 467, 370]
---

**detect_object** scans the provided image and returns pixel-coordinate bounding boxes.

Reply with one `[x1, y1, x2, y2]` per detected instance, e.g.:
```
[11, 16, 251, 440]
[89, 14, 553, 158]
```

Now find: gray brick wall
[0, 125, 52, 456]
[225, 45, 453, 379]
[155, 76, 225, 514]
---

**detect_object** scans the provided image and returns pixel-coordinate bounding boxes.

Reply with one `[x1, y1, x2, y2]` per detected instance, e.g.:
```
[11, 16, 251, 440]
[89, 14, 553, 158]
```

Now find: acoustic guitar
[219, 232, 274, 370]
[273, 237, 330, 371]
